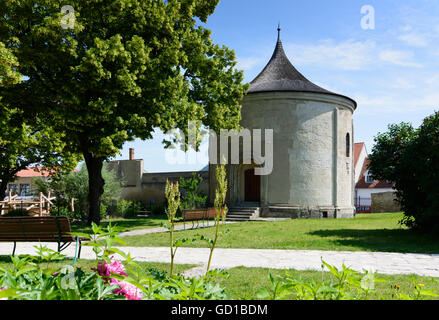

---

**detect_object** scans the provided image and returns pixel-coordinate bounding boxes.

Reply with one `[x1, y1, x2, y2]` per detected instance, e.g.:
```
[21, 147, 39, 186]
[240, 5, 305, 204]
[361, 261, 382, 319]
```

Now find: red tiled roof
[356, 159, 395, 189]
[16, 167, 51, 178]
[15, 167, 79, 178]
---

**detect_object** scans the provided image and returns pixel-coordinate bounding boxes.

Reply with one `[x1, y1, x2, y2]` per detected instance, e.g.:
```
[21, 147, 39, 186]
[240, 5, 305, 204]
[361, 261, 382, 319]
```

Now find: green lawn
[71, 215, 174, 234]
[214, 266, 439, 300]
[115, 213, 439, 253]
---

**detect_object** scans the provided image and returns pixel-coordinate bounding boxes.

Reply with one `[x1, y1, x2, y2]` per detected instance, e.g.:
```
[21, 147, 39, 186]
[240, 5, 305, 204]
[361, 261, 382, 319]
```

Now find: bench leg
[78, 240, 82, 259]
[58, 242, 71, 252]
[12, 241, 16, 256]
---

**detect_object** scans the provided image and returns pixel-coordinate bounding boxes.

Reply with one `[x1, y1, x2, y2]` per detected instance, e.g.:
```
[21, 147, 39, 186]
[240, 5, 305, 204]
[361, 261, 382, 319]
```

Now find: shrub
[100, 203, 108, 220]
[150, 204, 166, 216]
[123, 201, 141, 219]
[369, 111, 439, 233]
[256, 260, 439, 300]
[113, 200, 142, 219]
[113, 200, 129, 218]
[50, 206, 72, 218]
[179, 173, 207, 210]
[0, 245, 121, 300]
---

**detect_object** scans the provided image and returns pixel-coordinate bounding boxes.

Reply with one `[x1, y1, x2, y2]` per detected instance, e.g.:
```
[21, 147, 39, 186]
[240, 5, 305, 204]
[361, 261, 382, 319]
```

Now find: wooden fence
[0, 191, 70, 216]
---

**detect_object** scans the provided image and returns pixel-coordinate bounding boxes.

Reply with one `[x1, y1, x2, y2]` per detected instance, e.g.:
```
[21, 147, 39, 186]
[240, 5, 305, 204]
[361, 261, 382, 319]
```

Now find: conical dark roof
[248, 31, 357, 108]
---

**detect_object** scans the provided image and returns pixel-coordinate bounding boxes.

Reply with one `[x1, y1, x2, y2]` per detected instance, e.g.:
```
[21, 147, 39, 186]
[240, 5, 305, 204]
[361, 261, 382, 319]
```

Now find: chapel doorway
[244, 168, 261, 203]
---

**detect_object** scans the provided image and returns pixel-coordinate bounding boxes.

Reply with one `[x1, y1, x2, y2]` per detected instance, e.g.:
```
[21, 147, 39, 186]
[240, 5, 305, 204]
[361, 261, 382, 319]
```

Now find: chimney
[129, 148, 134, 160]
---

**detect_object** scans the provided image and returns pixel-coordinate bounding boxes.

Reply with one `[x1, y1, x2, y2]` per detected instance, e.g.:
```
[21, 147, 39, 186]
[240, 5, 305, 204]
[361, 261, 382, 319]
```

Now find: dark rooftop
[247, 28, 357, 108]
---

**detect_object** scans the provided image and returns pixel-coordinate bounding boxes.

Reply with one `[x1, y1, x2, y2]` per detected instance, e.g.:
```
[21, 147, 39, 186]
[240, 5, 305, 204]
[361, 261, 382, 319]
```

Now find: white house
[354, 142, 395, 212]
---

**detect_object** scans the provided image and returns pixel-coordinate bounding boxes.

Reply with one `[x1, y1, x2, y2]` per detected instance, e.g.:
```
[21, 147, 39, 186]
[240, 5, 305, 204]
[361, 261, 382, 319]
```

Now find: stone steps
[226, 207, 260, 222]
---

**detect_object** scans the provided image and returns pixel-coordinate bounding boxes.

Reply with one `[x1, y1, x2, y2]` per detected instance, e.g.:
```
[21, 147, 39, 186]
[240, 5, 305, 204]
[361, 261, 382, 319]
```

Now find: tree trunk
[0, 179, 8, 213]
[0, 179, 8, 201]
[0, 166, 17, 213]
[83, 152, 105, 225]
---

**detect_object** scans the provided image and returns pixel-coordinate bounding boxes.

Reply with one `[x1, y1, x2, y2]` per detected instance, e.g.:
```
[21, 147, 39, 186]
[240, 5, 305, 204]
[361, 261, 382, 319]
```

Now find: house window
[8, 184, 18, 195]
[346, 133, 350, 157]
[19, 184, 30, 196]
[365, 171, 375, 183]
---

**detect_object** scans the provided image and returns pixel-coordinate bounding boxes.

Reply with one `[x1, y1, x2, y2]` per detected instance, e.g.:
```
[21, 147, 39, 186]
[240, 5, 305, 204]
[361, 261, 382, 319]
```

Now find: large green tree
[0, 0, 248, 224]
[0, 42, 21, 86]
[0, 42, 21, 196]
[368, 112, 439, 233]
[0, 42, 79, 199]
[0, 108, 80, 199]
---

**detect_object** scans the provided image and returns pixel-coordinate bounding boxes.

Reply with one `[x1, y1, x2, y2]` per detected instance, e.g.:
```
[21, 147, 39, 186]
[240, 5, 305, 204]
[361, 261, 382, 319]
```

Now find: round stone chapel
[209, 28, 357, 219]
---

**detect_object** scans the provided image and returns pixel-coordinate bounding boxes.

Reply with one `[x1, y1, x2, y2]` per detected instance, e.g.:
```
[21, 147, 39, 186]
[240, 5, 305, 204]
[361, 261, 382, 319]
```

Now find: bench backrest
[0, 216, 72, 242]
[182, 209, 219, 221]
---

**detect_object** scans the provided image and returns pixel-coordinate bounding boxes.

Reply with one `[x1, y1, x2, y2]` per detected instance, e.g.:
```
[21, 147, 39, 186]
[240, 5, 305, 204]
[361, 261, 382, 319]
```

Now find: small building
[107, 149, 209, 206]
[353, 142, 399, 213]
[3, 167, 51, 199]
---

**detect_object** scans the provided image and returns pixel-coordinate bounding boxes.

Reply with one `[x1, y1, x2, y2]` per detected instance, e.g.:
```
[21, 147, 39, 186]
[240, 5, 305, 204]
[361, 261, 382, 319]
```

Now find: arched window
[346, 133, 350, 157]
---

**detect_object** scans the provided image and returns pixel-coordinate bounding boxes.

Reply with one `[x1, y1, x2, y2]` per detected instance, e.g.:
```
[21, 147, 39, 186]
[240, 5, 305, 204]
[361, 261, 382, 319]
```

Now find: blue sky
[112, 0, 439, 172]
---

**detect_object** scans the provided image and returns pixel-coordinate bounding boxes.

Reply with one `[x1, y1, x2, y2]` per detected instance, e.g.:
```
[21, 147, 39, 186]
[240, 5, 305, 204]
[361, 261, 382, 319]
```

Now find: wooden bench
[182, 208, 219, 221]
[181, 208, 223, 230]
[0, 216, 86, 258]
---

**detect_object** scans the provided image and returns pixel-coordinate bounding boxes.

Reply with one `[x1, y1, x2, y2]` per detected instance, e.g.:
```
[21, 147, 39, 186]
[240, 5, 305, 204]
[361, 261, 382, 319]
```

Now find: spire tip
[277, 23, 281, 40]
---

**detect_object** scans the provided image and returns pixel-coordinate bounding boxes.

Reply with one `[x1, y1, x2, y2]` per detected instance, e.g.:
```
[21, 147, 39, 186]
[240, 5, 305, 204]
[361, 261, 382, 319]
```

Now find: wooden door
[244, 169, 260, 202]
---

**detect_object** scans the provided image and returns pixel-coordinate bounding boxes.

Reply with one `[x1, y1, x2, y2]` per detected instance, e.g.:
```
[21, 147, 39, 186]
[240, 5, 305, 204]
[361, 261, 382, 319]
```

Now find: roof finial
[277, 23, 281, 41]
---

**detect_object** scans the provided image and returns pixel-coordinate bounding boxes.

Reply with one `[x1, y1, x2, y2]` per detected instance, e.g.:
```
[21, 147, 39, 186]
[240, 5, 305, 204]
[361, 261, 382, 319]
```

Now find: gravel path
[1, 242, 438, 277]
[118, 221, 236, 237]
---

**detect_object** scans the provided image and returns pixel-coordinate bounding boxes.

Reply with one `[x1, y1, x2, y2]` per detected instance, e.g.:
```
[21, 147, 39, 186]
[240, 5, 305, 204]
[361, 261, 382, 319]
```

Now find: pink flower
[106, 259, 127, 277]
[94, 257, 142, 300]
[110, 279, 143, 300]
[96, 257, 127, 281]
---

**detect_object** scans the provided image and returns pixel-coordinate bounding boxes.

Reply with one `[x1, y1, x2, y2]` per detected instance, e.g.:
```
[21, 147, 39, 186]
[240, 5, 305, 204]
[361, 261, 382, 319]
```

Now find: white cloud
[282, 40, 422, 70]
[416, 93, 439, 110]
[237, 56, 264, 71]
[354, 91, 439, 115]
[379, 50, 422, 68]
[238, 36, 426, 76]
[397, 32, 428, 47]
[391, 78, 414, 89]
[400, 25, 413, 32]
[285, 39, 377, 71]
[425, 74, 439, 86]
